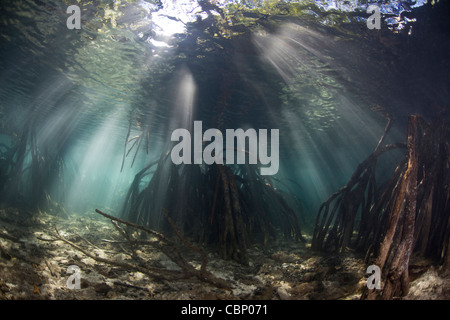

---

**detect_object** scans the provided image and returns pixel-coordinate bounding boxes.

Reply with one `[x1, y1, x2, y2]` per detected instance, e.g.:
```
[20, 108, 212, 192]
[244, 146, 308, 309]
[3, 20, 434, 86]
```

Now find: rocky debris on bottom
[0, 207, 448, 300]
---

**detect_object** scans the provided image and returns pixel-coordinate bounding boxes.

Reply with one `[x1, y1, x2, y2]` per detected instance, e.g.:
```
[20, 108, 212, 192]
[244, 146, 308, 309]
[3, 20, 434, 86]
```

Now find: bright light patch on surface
[149, 38, 171, 48]
[148, 0, 202, 37]
[151, 14, 186, 37]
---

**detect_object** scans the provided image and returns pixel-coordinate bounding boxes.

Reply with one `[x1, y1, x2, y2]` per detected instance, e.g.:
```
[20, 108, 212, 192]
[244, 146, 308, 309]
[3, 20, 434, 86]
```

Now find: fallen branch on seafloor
[46, 209, 232, 290]
[95, 209, 231, 289]
[53, 226, 185, 281]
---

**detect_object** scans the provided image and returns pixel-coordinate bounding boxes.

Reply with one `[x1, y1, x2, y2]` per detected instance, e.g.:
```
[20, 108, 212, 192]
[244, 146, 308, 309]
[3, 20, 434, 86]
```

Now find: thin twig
[95, 209, 170, 244]
[74, 232, 102, 250]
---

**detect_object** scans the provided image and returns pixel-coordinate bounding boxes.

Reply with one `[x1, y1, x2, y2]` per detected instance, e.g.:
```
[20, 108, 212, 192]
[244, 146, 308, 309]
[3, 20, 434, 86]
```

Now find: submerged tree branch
[95, 209, 232, 289]
[53, 227, 185, 281]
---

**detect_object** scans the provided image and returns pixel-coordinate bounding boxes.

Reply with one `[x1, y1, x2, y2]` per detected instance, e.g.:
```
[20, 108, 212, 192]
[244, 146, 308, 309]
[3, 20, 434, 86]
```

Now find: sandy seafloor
[0, 207, 449, 300]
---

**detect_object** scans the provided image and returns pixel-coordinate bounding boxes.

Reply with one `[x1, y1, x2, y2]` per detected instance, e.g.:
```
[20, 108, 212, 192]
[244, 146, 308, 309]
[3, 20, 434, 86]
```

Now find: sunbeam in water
[0, 0, 449, 302]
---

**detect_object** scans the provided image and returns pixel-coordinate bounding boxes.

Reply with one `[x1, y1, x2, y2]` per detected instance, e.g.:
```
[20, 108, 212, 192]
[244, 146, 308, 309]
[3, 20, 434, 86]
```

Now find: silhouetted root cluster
[121, 150, 303, 265]
[312, 114, 449, 299]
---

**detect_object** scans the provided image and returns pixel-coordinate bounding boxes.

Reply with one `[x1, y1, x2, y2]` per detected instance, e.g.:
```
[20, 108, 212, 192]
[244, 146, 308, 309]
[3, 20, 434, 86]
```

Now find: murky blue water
[0, 0, 448, 225]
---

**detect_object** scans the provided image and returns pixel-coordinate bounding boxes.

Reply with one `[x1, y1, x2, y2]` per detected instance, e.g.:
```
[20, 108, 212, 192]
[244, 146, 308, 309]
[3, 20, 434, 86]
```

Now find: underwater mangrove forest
[0, 0, 449, 300]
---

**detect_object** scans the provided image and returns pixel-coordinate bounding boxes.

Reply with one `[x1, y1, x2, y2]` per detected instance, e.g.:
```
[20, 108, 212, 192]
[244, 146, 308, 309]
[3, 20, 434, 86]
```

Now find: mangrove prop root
[369, 115, 448, 300]
[374, 114, 419, 299]
[217, 164, 249, 265]
[311, 140, 407, 252]
[121, 142, 303, 265]
[312, 114, 449, 299]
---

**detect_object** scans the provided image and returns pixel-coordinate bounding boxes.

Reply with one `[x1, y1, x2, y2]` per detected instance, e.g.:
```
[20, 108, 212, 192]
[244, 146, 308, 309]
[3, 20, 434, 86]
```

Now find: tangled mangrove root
[121, 147, 303, 265]
[311, 116, 407, 253]
[0, 116, 67, 213]
[312, 114, 449, 300]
